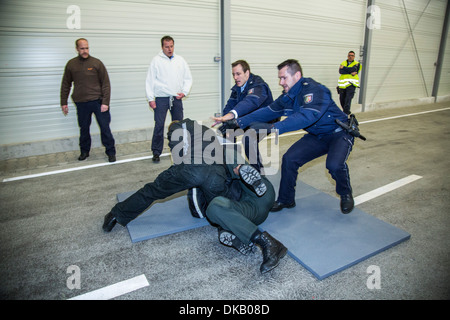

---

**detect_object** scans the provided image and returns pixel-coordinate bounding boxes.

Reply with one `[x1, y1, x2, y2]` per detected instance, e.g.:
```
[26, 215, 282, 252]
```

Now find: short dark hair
[348, 51, 355, 55]
[277, 59, 303, 76]
[161, 35, 174, 47]
[75, 38, 88, 48]
[231, 60, 250, 73]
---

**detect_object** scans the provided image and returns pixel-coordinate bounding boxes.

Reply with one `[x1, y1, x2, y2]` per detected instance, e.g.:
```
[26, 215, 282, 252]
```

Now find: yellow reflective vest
[338, 60, 361, 89]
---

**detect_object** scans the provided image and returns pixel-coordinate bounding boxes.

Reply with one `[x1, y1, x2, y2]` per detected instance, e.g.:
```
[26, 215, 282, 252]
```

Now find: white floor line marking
[3, 107, 449, 183]
[68, 274, 149, 300]
[354, 175, 422, 206]
[358, 107, 450, 125]
[2, 153, 171, 182]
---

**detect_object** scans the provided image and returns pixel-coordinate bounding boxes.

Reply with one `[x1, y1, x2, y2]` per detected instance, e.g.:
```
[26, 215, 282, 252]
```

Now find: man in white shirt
[145, 35, 193, 162]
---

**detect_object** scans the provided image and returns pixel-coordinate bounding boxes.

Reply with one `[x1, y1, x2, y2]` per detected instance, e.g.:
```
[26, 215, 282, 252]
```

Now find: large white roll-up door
[0, 0, 220, 147]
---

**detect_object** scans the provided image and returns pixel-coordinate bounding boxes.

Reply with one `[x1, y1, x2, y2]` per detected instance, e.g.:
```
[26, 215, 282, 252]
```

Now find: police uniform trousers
[278, 130, 354, 204]
[110, 164, 228, 226]
[75, 99, 116, 156]
[206, 177, 275, 245]
[152, 97, 183, 156]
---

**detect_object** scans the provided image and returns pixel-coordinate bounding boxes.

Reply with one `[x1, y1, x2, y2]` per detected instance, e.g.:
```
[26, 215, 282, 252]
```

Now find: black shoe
[152, 154, 160, 162]
[238, 165, 267, 197]
[78, 152, 89, 161]
[103, 212, 117, 232]
[340, 194, 354, 214]
[218, 228, 254, 255]
[270, 201, 296, 212]
[108, 154, 116, 163]
[252, 231, 287, 274]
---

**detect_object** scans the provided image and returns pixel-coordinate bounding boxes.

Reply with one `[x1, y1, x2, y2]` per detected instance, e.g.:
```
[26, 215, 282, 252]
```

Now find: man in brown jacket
[60, 38, 116, 162]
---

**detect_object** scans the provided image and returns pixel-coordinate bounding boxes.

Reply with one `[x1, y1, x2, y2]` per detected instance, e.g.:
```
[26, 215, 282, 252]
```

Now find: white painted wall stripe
[354, 175, 422, 206]
[68, 274, 149, 300]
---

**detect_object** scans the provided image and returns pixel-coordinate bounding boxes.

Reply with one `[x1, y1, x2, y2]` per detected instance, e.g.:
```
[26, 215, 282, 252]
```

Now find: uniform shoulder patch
[304, 93, 313, 104]
[248, 88, 254, 94]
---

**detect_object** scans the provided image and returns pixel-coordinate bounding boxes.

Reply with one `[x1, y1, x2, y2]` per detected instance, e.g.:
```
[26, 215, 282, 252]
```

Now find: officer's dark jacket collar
[285, 77, 309, 100]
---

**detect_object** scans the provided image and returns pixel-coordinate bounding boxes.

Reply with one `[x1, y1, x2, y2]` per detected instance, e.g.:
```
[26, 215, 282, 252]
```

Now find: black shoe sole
[239, 165, 267, 197]
[218, 230, 254, 255]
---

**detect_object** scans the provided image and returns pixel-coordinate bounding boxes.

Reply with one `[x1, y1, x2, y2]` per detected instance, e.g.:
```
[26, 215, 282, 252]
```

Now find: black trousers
[111, 164, 229, 226]
[75, 99, 116, 155]
[151, 97, 183, 156]
[339, 85, 356, 115]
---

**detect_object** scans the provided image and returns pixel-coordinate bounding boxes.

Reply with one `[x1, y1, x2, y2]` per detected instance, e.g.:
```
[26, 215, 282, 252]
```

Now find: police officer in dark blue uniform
[214, 60, 273, 172]
[233, 59, 355, 214]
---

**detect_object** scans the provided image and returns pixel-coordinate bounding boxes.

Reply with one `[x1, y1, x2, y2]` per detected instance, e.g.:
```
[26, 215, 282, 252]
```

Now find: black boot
[103, 212, 117, 232]
[252, 231, 287, 274]
[340, 194, 354, 214]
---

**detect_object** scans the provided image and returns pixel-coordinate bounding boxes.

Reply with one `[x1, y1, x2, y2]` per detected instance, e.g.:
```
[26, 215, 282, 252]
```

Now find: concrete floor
[0, 102, 449, 301]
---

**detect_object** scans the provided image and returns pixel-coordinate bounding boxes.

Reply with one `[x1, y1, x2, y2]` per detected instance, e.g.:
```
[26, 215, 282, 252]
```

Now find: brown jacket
[60, 55, 111, 106]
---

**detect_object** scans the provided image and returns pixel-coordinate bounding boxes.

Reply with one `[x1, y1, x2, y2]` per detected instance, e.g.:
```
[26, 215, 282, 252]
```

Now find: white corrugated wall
[229, 0, 449, 107]
[0, 0, 449, 159]
[0, 0, 220, 147]
[229, 0, 367, 102]
[366, 0, 448, 105]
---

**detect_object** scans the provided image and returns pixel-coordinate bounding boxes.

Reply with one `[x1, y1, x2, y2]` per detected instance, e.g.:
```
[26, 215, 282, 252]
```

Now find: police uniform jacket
[236, 77, 348, 136]
[223, 73, 273, 118]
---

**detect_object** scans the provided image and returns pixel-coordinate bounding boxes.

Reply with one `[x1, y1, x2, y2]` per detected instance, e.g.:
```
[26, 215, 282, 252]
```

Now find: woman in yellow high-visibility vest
[338, 51, 361, 115]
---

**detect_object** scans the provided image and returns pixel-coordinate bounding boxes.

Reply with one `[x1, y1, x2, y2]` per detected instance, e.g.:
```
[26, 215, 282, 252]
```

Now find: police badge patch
[304, 93, 313, 104]
[248, 88, 254, 94]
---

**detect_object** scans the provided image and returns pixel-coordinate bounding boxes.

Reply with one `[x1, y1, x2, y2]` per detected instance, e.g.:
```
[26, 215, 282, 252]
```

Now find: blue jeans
[278, 130, 354, 204]
[151, 97, 183, 156]
[75, 99, 116, 155]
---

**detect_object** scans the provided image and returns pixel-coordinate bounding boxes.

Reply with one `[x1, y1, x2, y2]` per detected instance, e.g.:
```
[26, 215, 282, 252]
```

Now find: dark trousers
[206, 177, 275, 244]
[152, 97, 183, 156]
[111, 164, 228, 226]
[339, 85, 356, 115]
[278, 130, 354, 204]
[75, 99, 116, 155]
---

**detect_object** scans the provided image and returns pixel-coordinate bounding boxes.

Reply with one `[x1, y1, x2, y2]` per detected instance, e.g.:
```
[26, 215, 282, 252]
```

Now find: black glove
[218, 119, 239, 136]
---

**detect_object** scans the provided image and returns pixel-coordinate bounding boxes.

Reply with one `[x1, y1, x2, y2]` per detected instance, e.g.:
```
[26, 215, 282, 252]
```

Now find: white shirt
[145, 51, 193, 101]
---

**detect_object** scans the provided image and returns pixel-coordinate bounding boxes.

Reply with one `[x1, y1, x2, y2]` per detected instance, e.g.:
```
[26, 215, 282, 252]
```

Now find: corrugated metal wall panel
[438, 31, 450, 97]
[229, 0, 367, 104]
[229, 0, 449, 109]
[1, 0, 449, 155]
[0, 0, 220, 145]
[366, 0, 447, 104]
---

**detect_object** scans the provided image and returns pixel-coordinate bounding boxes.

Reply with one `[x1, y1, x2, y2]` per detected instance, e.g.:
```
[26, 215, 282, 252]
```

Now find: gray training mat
[117, 175, 410, 279]
[117, 191, 209, 243]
